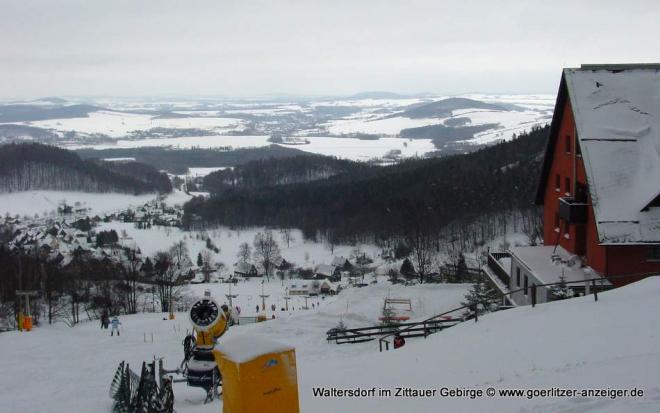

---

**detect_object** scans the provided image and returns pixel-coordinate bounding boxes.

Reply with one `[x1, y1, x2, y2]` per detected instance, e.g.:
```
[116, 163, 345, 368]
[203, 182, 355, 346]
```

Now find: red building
[486, 64, 660, 305]
[535, 64, 660, 287]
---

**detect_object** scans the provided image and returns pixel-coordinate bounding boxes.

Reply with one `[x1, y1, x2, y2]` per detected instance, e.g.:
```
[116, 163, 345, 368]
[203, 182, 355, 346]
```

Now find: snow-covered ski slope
[1, 277, 659, 412]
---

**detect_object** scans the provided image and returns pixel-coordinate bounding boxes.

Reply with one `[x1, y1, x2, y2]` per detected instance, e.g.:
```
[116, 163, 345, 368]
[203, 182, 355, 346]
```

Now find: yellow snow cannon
[184, 295, 231, 401]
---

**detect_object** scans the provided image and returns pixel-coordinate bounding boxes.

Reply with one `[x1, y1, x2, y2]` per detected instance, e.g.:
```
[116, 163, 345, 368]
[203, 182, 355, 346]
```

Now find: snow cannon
[185, 295, 230, 400]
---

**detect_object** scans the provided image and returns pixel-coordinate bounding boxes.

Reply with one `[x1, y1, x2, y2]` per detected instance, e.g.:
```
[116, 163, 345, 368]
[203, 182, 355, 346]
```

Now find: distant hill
[203, 155, 376, 194]
[0, 104, 101, 123]
[396, 97, 518, 119]
[75, 145, 315, 175]
[400, 123, 500, 147]
[184, 125, 550, 240]
[0, 124, 60, 143]
[0, 143, 171, 194]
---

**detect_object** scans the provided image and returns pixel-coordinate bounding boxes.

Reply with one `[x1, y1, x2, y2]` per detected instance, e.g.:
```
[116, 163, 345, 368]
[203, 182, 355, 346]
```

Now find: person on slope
[110, 316, 122, 336]
[393, 333, 405, 349]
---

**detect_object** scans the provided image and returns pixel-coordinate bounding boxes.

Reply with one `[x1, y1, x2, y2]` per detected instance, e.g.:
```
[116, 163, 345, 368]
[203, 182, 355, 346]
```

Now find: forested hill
[0, 143, 171, 194]
[203, 155, 376, 193]
[184, 125, 549, 240]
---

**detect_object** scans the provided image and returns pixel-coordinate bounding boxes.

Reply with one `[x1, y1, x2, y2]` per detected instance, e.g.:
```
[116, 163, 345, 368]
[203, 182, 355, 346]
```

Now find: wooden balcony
[559, 197, 587, 224]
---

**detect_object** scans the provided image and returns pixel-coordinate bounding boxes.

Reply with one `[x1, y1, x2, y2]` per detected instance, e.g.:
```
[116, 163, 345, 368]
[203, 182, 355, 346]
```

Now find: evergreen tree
[549, 272, 574, 300]
[461, 282, 499, 319]
[400, 258, 415, 280]
[197, 252, 203, 267]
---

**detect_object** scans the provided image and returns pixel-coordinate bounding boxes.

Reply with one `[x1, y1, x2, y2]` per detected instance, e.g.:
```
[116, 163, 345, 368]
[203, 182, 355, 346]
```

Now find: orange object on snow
[378, 315, 410, 322]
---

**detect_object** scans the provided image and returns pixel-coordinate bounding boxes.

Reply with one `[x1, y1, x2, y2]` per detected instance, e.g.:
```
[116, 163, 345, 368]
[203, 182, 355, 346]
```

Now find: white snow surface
[0, 190, 157, 218]
[20, 111, 244, 138]
[96, 221, 382, 275]
[1, 276, 659, 412]
[65, 135, 271, 150]
[67, 135, 436, 162]
[219, 334, 293, 363]
[565, 67, 660, 243]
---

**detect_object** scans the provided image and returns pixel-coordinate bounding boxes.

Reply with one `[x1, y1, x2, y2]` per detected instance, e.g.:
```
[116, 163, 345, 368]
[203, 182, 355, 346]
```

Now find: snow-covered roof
[510, 245, 609, 285]
[319, 279, 337, 290]
[234, 262, 255, 274]
[564, 65, 660, 243]
[315, 264, 337, 276]
[218, 334, 293, 363]
[331, 256, 349, 267]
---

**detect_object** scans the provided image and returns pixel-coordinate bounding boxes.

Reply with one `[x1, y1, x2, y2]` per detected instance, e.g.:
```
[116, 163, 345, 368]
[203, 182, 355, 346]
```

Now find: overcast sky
[1, 0, 658, 99]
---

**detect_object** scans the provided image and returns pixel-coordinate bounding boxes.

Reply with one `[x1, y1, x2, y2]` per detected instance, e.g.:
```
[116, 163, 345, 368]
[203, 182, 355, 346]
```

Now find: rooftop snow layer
[565, 67, 660, 243]
[218, 334, 293, 363]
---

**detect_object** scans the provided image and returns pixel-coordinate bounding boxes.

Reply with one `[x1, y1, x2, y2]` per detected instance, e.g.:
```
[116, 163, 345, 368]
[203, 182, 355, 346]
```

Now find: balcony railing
[559, 197, 587, 224]
[487, 252, 511, 287]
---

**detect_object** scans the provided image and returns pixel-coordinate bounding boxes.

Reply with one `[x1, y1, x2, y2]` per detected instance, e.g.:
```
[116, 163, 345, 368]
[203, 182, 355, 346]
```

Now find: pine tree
[550, 272, 574, 300]
[461, 282, 499, 319]
[197, 252, 203, 267]
[400, 258, 415, 280]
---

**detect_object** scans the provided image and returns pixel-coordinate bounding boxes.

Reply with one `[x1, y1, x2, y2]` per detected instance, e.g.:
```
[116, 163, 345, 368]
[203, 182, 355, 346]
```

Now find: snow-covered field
[65, 134, 271, 150]
[68, 135, 435, 162]
[0, 190, 157, 218]
[1, 275, 658, 412]
[2, 94, 554, 163]
[326, 116, 442, 136]
[324, 95, 554, 144]
[22, 111, 245, 138]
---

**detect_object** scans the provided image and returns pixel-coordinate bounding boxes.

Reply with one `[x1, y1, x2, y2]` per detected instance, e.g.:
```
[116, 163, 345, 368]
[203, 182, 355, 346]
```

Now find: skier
[393, 333, 405, 349]
[110, 316, 122, 336]
[100, 312, 108, 329]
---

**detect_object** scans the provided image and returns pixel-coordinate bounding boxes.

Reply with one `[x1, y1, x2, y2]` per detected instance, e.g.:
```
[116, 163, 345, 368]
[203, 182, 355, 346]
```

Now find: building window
[565, 177, 571, 195]
[524, 275, 529, 295]
[555, 174, 560, 191]
[565, 135, 571, 154]
[647, 246, 660, 261]
[516, 268, 521, 287]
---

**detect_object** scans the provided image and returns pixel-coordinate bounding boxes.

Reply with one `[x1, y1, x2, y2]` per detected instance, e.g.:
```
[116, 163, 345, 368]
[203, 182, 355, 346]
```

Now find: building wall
[542, 99, 591, 253]
[508, 256, 549, 305]
[542, 99, 660, 286]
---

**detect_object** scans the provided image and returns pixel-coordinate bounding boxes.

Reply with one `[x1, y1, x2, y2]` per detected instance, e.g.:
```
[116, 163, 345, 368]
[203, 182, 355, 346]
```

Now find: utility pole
[225, 283, 238, 308]
[258, 282, 269, 311]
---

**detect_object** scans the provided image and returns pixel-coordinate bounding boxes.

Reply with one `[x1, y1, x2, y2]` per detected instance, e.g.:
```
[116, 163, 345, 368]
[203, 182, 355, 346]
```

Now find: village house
[330, 256, 352, 271]
[234, 262, 259, 278]
[314, 263, 341, 281]
[287, 282, 311, 296]
[486, 64, 660, 305]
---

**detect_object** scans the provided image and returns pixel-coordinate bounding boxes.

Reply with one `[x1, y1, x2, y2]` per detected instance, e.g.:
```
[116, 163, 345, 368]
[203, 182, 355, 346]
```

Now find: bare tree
[121, 247, 141, 314]
[280, 228, 294, 248]
[408, 228, 434, 284]
[237, 242, 252, 264]
[253, 231, 280, 282]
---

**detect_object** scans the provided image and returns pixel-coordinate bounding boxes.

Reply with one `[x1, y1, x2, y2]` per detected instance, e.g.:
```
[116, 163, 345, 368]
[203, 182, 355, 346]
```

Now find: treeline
[203, 155, 375, 193]
[0, 143, 171, 194]
[399, 123, 499, 148]
[0, 104, 100, 123]
[99, 160, 171, 193]
[184, 125, 549, 242]
[75, 145, 310, 175]
[0, 237, 195, 327]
